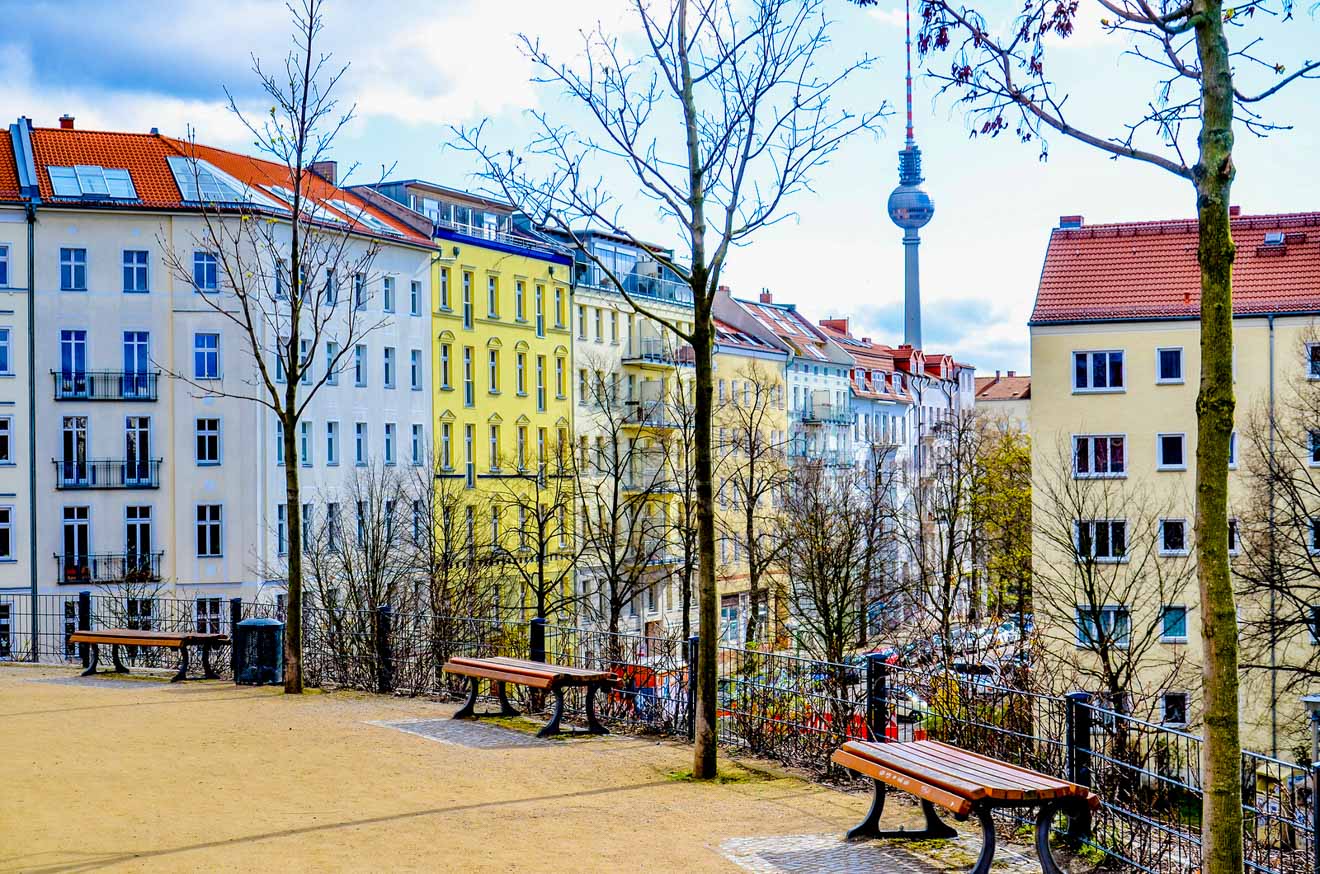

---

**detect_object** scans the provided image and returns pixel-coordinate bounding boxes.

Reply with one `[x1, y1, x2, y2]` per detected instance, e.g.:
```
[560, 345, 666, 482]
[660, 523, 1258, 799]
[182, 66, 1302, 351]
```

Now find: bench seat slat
[839, 742, 992, 801]
[483, 657, 620, 683]
[884, 745, 1046, 799]
[446, 656, 619, 686]
[442, 662, 557, 689]
[913, 742, 1076, 796]
[866, 747, 1032, 801]
[68, 630, 228, 648]
[832, 748, 976, 816]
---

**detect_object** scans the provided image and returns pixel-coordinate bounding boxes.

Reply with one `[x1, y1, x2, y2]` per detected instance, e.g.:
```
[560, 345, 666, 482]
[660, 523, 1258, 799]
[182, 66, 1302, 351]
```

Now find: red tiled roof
[975, 374, 1031, 401]
[24, 126, 430, 246]
[737, 299, 832, 360]
[815, 322, 911, 403]
[0, 137, 23, 201]
[714, 318, 782, 355]
[1031, 211, 1320, 324]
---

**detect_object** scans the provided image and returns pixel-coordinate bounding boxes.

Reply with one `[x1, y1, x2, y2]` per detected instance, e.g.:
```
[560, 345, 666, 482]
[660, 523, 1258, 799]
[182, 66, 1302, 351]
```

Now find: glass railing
[578, 265, 693, 305]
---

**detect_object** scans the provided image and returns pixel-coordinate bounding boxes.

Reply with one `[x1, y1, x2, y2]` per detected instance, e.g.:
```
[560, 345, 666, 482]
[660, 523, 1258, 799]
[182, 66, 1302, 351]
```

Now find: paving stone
[371, 718, 551, 749]
[720, 832, 1038, 873]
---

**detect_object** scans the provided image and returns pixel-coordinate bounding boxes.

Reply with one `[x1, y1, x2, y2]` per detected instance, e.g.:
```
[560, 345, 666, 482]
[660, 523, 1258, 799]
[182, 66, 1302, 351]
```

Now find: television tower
[886, 0, 935, 349]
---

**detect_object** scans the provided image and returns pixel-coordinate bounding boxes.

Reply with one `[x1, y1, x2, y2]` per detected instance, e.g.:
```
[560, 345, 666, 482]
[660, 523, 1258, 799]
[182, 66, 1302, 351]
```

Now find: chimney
[759, 288, 772, 304]
[717, 285, 731, 294]
[861, 337, 871, 345]
[819, 317, 849, 334]
[1058, 215, 1084, 229]
[59, 114, 75, 130]
[1230, 205, 1241, 217]
[1007, 370, 1016, 378]
[310, 160, 337, 186]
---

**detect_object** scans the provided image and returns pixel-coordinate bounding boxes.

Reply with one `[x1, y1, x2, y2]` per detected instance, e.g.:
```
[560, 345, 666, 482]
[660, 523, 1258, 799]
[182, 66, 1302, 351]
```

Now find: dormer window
[1264, 231, 1286, 247]
[48, 165, 137, 200]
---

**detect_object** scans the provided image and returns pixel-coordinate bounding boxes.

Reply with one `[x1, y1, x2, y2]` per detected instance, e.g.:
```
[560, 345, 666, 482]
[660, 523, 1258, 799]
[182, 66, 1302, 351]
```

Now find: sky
[3, 0, 1318, 373]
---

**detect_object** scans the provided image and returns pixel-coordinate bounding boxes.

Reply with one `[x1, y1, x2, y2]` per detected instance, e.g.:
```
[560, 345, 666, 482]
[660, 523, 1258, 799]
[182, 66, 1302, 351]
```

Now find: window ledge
[1161, 637, 1189, 645]
[1073, 473, 1127, 480]
[1157, 465, 1188, 472]
[1156, 379, 1185, 386]
[1071, 388, 1126, 395]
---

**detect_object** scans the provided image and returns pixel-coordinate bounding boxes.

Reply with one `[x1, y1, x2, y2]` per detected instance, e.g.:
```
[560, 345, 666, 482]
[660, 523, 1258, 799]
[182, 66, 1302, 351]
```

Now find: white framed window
[1161, 692, 1189, 726]
[0, 244, 8, 286]
[1308, 343, 1320, 380]
[440, 344, 452, 389]
[354, 344, 367, 387]
[487, 275, 499, 317]
[411, 424, 423, 466]
[326, 421, 340, 466]
[192, 251, 218, 292]
[410, 280, 421, 316]
[383, 347, 396, 389]
[196, 597, 222, 634]
[196, 504, 223, 557]
[383, 276, 395, 313]
[0, 506, 12, 560]
[276, 503, 288, 555]
[1228, 517, 1240, 555]
[326, 341, 339, 385]
[410, 349, 422, 391]
[439, 267, 450, 309]
[275, 420, 285, 465]
[1156, 433, 1186, 470]
[299, 420, 312, 466]
[193, 333, 220, 379]
[515, 353, 526, 395]
[463, 347, 474, 407]
[195, 418, 221, 465]
[488, 424, 500, 470]
[299, 339, 312, 385]
[1228, 431, 1238, 468]
[1072, 350, 1124, 392]
[354, 273, 366, 310]
[1076, 519, 1127, 562]
[0, 416, 10, 464]
[60, 247, 87, 291]
[488, 349, 500, 394]
[0, 327, 10, 375]
[440, 422, 452, 469]
[302, 503, 313, 552]
[1073, 435, 1125, 478]
[1156, 347, 1183, 384]
[1075, 604, 1130, 649]
[122, 249, 149, 293]
[355, 422, 368, 466]
[462, 271, 473, 329]
[384, 422, 397, 465]
[1159, 518, 1188, 555]
[515, 280, 526, 321]
[1161, 605, 1188, 643]
[555, 357, 566, 398]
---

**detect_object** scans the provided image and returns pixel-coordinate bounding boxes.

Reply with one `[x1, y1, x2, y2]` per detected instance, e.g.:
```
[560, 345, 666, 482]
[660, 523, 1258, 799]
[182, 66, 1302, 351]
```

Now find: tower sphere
[888, 183, 934, 231]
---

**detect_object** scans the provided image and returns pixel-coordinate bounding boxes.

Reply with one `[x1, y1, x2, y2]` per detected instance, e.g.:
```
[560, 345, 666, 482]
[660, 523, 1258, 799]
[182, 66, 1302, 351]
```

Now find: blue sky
[3, 0, 1318, 372]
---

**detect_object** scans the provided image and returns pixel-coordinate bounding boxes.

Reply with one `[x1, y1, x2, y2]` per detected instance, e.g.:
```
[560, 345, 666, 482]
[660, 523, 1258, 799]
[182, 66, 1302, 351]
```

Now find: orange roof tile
[0, 137, 23, 201]
[1031, 211, 1320, 324]
[975, 374, 1030, 401]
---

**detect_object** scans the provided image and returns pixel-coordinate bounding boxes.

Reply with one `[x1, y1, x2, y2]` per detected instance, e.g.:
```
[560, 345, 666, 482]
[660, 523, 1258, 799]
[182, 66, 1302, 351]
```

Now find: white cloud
[867, 7, 907, 27]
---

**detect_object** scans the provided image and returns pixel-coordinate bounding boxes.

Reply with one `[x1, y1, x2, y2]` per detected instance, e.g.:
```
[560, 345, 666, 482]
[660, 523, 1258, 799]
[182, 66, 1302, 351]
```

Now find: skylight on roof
[327, 198, 403, 237]
[167, 156, 287, 212]
[47, 165, 138, 200]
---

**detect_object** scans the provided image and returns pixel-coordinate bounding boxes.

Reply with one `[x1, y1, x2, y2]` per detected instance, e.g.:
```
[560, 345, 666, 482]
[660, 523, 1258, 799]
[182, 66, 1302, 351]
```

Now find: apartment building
[365, 180, 576, 616]
[974, 371, 1031, 431]
[0, 134, 31, 643]
[1029, 209, 1320, 754]
[0, 117, 434, 623]
[814, 318, 914, 468]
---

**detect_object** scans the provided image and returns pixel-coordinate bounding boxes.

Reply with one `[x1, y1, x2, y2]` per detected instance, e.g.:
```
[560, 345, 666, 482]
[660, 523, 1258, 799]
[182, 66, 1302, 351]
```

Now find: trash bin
[234, 617, 284, 685]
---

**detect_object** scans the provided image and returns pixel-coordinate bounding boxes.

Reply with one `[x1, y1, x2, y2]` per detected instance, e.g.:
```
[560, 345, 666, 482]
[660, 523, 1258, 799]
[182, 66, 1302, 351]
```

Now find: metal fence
[6, 594, 1317, 874]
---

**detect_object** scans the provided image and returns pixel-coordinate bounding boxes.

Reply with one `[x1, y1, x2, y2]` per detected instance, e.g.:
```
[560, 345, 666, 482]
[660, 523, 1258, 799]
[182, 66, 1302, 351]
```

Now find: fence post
[529, 616, 546, 663]
[375, 604, 393, 694]
[686, 634, 699, 743]
[77, 590, 91, 668]
[865, 653, 889, 742]
[1065, 691, 1093, 844]
[1311, 762, 1319, 874]
[229, 598, 243, 677]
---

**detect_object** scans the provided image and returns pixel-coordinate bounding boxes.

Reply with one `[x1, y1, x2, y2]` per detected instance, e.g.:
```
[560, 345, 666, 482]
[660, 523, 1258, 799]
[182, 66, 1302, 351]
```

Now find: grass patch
[482, 715, 552, 736]
[665, 762, 776, 785]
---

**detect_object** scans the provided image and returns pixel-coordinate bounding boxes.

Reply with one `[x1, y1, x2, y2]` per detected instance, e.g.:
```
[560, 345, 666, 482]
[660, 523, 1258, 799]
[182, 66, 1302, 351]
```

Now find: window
[462, 271, 473, 328]
[192, 251, 218, 292]
[578, 369, 588, 405]
[440, 343, 452, 389]
[1228, 518, 1240, 554]
[1162, 692, 1189, 726]
[439, 267, 450, 309]
[463, 347, 474, 407]
[440, 422, 453, 469]
[195, 597, 222, 635]
[193, 333, 220, 379]
[196, 504, 223, 557]
[536, 356, 546, 412]
[126, 598, 154, 632]
[195, 418, 220, 465]
[275, 420, 284, 465]
[610, 311, 619, 343]
[1072, 434, 1128, 478]
[326, 421, 340, 466]
[514, 280, 526, 321]
[0, 507, 11, 560]
[488, 349, 500, 394]
[411, 424, 423, 466]
[60, 248, 87, 291]
[275, 351, 286, 384]
[410, 280, 421, 316]
[276, 504, 288, 555]
[384, 346, 396, 389]
[594, 308, 603, 341]
[516, 352, 527, 395]
[0, 244, 7, 286]
[354, 344, 367, 386]
[1076, 520, 1127, 562]
[325, 341, 339, 385]
[1076, 605, 1131, 649]
[383, 276, 395, 312]
[1309, 343, 1320, 379]
[299, 339, 312, 385]
[303, 502, 316, 551]
[516, 426, 527, 470]
[489, 424, 500, 470]
[355, 422, 368, 466]
[323, 268, 335, 304]
[1161, 605, 1188, 642]
[465, 424, 475, 488]
[1229, 431, 1238, 468]
[299, 420, 312, 466]
[578, 305, 587, 339]
[1160, 519, 1188, 555]
[1073, 350, 1124, 392]
[1157, 433, 1186, 470]
[0, 328, 9, 375]
[122, 250, 149, 293]
[555, 357, 566, 398]
[384, 423, 397, 465]
[487, 275, 499, 317]
[1157, 347, 1183, 383]
[326, 503, 341, 552]
[0, 416, 11, 465]
[354, 273, 366, 310]
[554, 287, 564, 328]
[410, 349, 422, 391]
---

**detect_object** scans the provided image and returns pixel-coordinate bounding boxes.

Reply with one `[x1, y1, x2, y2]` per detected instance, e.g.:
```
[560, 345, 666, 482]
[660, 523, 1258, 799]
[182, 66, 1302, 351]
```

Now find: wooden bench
[832, 739, 1100, 874]
[441, 656, 621, 738]
[70, 629, 229, 683]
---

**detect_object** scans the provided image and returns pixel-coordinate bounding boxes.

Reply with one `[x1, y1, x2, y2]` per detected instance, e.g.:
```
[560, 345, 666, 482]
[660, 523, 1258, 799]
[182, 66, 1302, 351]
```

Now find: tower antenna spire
[905, 0, 915, 146]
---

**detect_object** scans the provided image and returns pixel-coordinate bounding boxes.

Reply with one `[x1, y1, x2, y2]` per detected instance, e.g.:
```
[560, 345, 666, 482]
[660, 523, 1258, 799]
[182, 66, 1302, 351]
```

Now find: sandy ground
[0, 663, 928, 873]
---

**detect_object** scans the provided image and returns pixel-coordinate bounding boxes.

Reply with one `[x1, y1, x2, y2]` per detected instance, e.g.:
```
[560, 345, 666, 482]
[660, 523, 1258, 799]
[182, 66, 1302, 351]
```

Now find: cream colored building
[1029, 209, 1320, 756]
[975, 371, 1030, 432]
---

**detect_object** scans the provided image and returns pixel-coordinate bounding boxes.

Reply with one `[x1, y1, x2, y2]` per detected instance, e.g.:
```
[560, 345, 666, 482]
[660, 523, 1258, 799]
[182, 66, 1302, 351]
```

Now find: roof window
[1264, 231, 1286, 246]
[168, 156, 287, 211]
[47, 165, 137, 200]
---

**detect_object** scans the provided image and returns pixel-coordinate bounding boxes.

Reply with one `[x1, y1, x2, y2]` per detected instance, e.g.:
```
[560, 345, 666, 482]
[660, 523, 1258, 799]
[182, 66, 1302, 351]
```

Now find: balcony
[55, 552, 164, 585]
[579, 265, 694, 305]
[623, 399, 681, 429]
[621, 338, 695, 369]
[51, 370, 160, 401]
[53, 459, 162, 489]
[623, 464, 679, 493]
[799, 402, 853, 426]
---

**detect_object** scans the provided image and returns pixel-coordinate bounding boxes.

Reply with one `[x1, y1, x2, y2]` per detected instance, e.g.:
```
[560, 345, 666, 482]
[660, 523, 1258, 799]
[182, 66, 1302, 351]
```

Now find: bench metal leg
[1035, 800, 1086, 874]
[453, 676, 480, 719]
[171, 645, 190, 683]
[538, 686, 566, 737]
[496, 681, 520, 717]
[80, 644, 100, 677]
[111, 644, 128, 673]
[585, 683, 609, 735]
[848, 779, 961, 842]
[202, 643, 220, 679]
[970, 804, 996, 874]
[846, 778, 887, 841]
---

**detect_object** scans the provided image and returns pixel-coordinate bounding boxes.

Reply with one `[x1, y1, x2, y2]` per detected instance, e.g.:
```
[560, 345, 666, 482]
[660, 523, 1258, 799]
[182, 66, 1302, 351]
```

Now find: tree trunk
[744, 508, 759, 645]
[1192, 4, 1242, 869]
[283, 410, 304, 694]
[692, 300, 719, 778]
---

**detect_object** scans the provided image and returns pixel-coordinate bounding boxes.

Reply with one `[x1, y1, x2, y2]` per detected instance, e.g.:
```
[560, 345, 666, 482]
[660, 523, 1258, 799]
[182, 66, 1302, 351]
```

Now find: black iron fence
[50, 369, 160, 401]
[5, 595, 1317, 874]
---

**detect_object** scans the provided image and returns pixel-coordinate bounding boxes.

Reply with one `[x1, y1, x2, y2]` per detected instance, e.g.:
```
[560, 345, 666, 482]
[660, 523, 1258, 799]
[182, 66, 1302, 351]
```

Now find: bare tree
[455, 0, 885, 777]
[718, 363, 792, 646]
[159, 0, 391, 692]
[897, 0, 1320, 859]
[662, 362, 702, 642]
[972, 419, 1033, 629]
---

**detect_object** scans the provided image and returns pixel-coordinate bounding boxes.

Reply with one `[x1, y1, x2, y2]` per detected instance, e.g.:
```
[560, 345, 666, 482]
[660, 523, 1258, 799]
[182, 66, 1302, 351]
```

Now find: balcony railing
[579, 265, 694, 305]
[621, 338, 696, 367]
[53, 459, 162, 489]
[55, 552, 164, 584]
[623, 399, 680, 429]
[51, 370, 160, 401]
[799, 403, 853, 425]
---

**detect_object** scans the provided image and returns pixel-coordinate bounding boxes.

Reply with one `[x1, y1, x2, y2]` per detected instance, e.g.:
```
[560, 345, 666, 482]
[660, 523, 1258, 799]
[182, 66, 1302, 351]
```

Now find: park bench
[69, 629, 229, 683]
[441, 656, 621, 738]
[832, 739, 1100, 874]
